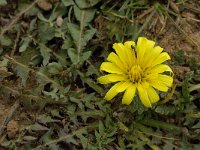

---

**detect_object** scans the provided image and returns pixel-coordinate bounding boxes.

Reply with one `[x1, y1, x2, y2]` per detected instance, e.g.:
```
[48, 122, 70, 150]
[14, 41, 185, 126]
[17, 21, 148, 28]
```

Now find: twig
[182, 15, 200, 23]
[137, 7, 154, 20]
[0, 100, 20, 136]
[183, 5, 200, 14]
[10, 31, 20, 57]
[0, 0, 39, 36]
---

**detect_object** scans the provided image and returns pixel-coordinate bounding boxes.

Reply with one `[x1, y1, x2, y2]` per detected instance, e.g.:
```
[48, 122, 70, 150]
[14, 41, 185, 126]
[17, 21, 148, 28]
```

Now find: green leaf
[163, 141, 176, 150]
[19, 37, 31, 52]
[84, 28, 96, 44]
[103, 138, 114, 145]
[39, 45, 51, 66]
[95, 130, 101, 140]
[61, 0, 73, 7]
[192, 121, 200, 128]
[51, 109, 64, 118]
[174, 50, 185, 65]
[0, 0, 7, 5]
[182, 72, 193, 102]
[155, 105, 177, 115]
[77, 135, 88, 149]
[43, 87, 59, 101]
[0, 58, 9, 67]
[49, 5, 67, 22]
[67, 21, 96, 65]
[73, 5, 96, 27]
[14, 65, 30, 86]
[118, 137, 126, 149]
[80, 76, 104, 94]
[68, 48, 78, 64]
[188, 57, 198, 71]
[38, 22, 55, 43]
[86, 63, 100, 76]
[38, 114, 59, 125]
[40, 129, 60, 150]
[29, 123, 49, 131]
[67, 23, 80, 47]
[73, 0, 100, 9]
[129, 96, 148, 114]
[47, 62, 63, 75]
[67, 23, 96, 49]
[81, 51, 92, 62]
[37, 12, 49, 22]
[99, 121, 105, 135]
[0, 35, 12, 46]
[141, 119, 180, 131]
[117, 121, 129, 132]
[62, 37, 73, 49]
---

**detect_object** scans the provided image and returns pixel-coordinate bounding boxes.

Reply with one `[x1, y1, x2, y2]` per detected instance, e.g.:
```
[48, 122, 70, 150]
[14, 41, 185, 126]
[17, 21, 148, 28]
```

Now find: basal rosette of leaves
[98, 37, 173, 107]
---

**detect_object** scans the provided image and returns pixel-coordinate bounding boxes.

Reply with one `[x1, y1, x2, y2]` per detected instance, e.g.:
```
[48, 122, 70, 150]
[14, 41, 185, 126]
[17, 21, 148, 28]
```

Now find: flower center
[128, 65, 144, 83]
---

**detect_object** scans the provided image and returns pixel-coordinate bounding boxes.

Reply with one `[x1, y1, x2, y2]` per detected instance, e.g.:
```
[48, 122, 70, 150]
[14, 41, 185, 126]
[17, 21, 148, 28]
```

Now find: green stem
[77, 11, 85, 64]
[140, 119, 180, 131]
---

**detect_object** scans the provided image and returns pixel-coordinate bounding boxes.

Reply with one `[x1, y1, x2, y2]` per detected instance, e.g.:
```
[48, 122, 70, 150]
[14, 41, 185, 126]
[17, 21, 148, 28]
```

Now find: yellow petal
[137, 37, 155, 64]
[136, 37, 146, 63]
[158, 74, 173, 87]
[150, 52, 171, 67]
[98, 74, 127, 84]
[145, 73, 158, 80]
[116, 81, 131, 92]
[124, 41, 136, 65]
[124, 41, 135, 49]
[146, 87, 159, 103]
[143, 46, 163, 68]
[145, 65, 172, 80]
[113, 43, 128, 66]
[104, 82, 124, 101]
[122, 84, 136, 105]
[137, 83, 152, 107]
[148, 64, 173, 74]
[100, 62, 123, 74]
[107, 52, 126, 72]
[149, 80, 169, 92]
[141, 81, 149, 89]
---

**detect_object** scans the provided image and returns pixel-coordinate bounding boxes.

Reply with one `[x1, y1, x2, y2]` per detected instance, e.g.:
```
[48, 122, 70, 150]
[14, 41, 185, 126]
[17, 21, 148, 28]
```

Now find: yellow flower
[98, 37, 173, 107]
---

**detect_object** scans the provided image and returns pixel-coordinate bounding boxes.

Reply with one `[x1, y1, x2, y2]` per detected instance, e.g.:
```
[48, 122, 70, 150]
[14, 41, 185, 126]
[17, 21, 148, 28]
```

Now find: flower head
[98, 37, 173, 107]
